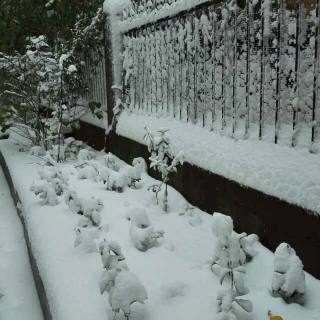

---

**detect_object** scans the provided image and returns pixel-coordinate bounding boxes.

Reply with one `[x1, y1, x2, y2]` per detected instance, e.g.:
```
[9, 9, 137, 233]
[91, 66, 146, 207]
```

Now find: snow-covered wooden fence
[120, 0, 320, 149]
[84, 51, 108, 109]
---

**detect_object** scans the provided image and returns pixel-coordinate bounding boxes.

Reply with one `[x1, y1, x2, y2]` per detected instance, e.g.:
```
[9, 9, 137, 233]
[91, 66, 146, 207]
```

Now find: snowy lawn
[0, 167, 44, 320]
[0, 137, 319, 320]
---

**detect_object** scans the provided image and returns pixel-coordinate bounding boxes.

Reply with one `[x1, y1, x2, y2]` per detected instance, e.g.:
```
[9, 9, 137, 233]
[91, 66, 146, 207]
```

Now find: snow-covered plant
[77, 165, 99, 181]
[132, 157, 147, 175]
[30, 181, 58, 206]
[216, 281, 253, 320]
[36, 164, 68, 197]
[271, 243, 305, 303]
[108, 171, 126, 193]
[64, 189, 82, 213]
[211, 213, 254, 319]
[143, 126, 184, 212]
[81, 198, 103, 227]
[50, 178, 65, 196]
[129, 208, 164, 252]
[103, 153, 119, 171]
[99, 168, 126, 193]
[78, 148, 97, 161]
[29, 146, 46, 157]
[37, 165, 69, 185]
[120, 165, 141, 188]
[211, 213, 257, 276]
[64, 137, 84, 159]
[65, 190, 103, 227]
[99, 239, 148, 319]
[74, 228, 98, 253]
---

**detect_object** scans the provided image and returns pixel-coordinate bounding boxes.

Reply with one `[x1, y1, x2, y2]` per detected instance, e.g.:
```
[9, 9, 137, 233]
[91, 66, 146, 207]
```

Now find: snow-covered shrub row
[272, 243, 305, 304]
[74, 151, 141, 192]
[127, 208, 165, 252]
[99, 239, 148, 319]
[144, 127, 184, 212]
[29, 138, 86, 162]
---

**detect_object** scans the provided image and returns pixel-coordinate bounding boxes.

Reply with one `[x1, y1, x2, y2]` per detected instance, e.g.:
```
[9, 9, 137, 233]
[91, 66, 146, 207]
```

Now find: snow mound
[109, 269, 148, 317]
[160, 282, 186, 300]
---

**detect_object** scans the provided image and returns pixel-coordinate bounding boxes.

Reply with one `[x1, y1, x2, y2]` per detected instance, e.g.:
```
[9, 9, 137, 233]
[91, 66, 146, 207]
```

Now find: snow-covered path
[0, 168, 44, 320]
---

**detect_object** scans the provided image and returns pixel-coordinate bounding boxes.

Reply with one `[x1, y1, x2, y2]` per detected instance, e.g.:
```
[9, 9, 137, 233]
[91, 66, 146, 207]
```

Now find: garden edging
[0, 150, 52, 320]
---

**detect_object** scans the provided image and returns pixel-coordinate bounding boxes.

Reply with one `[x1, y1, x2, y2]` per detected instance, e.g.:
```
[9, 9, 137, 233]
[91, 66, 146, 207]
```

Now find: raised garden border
[106, 130, 320, 279]
[74, 120, 320, 279]
[0, 150, 52, 320]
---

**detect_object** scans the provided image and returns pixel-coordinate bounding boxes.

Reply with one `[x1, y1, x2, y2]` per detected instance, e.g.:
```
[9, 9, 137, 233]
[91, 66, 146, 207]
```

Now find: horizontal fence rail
[121, 0, 320, 150]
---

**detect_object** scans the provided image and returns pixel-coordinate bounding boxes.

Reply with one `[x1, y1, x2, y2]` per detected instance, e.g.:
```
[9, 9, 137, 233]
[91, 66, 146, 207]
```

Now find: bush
[272, 243, 305, 303]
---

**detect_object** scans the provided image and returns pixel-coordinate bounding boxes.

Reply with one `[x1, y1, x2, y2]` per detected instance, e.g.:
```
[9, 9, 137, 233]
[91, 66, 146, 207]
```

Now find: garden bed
[0, 135, 319, 320]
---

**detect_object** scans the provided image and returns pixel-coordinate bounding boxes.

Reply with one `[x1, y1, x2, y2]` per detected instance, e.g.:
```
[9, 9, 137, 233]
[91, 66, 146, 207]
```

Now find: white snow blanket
[0, 136, 320, 320]
[117, 112, 320, 215]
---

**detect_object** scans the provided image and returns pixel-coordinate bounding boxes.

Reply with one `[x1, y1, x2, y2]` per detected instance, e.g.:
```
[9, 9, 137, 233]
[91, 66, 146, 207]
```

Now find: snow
[117, 112, 320, 215]
[0, 135, 320, 320]
[272, 243, 306, 298]
[109, 269, 148, 317]
[103, 0, 131, 16]
[0, 168, 44, 320]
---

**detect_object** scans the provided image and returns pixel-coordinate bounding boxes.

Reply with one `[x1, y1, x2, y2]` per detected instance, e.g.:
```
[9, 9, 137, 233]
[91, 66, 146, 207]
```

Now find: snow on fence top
[117, 112, 320, 216]
[104, 0, 212, 33]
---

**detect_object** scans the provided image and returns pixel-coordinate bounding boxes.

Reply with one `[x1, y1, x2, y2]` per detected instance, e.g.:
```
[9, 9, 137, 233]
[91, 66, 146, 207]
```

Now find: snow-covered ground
[0, 136, 319, 320]
[117, 112, 320, 215]
[0, 168, 44, 320]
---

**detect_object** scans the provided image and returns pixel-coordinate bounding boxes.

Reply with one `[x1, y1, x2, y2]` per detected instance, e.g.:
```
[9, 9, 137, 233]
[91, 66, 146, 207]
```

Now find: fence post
[103, 12, 116, 128]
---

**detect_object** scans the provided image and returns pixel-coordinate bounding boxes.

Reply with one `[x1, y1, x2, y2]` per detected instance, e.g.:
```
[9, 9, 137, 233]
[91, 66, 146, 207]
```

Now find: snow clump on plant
[30, 181, 58, 206]
[211, 213, 254, 319]
[272, 243, 305, 303]
[129, 208, 164, 252]
[103, 153, 119, 171]
[99, 239, 148, 319]
[78, 148, 96, 161]
[77, 165, 99, 181]
[99, 168, 126, 193]
[211, 213, 257, 276]
[132, 157, 147, 175]
[74, 228, 98, 253]
[120, 165, 141, 188]
[65, 190, 103, 227]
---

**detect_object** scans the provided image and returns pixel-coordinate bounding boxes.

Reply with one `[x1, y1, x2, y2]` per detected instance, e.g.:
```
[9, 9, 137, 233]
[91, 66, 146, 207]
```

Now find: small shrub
[120, 165, 141, 189]
[103, 153, 119, 171]
[74, 229, 98, 253]
[211, 213, 254, 320]
[271, 243, 305, 303]
[30, 181, 58, 206]
[99, 240, 148, 319]
[144, 126, 184, 212]
[129, 208, 164, 252]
